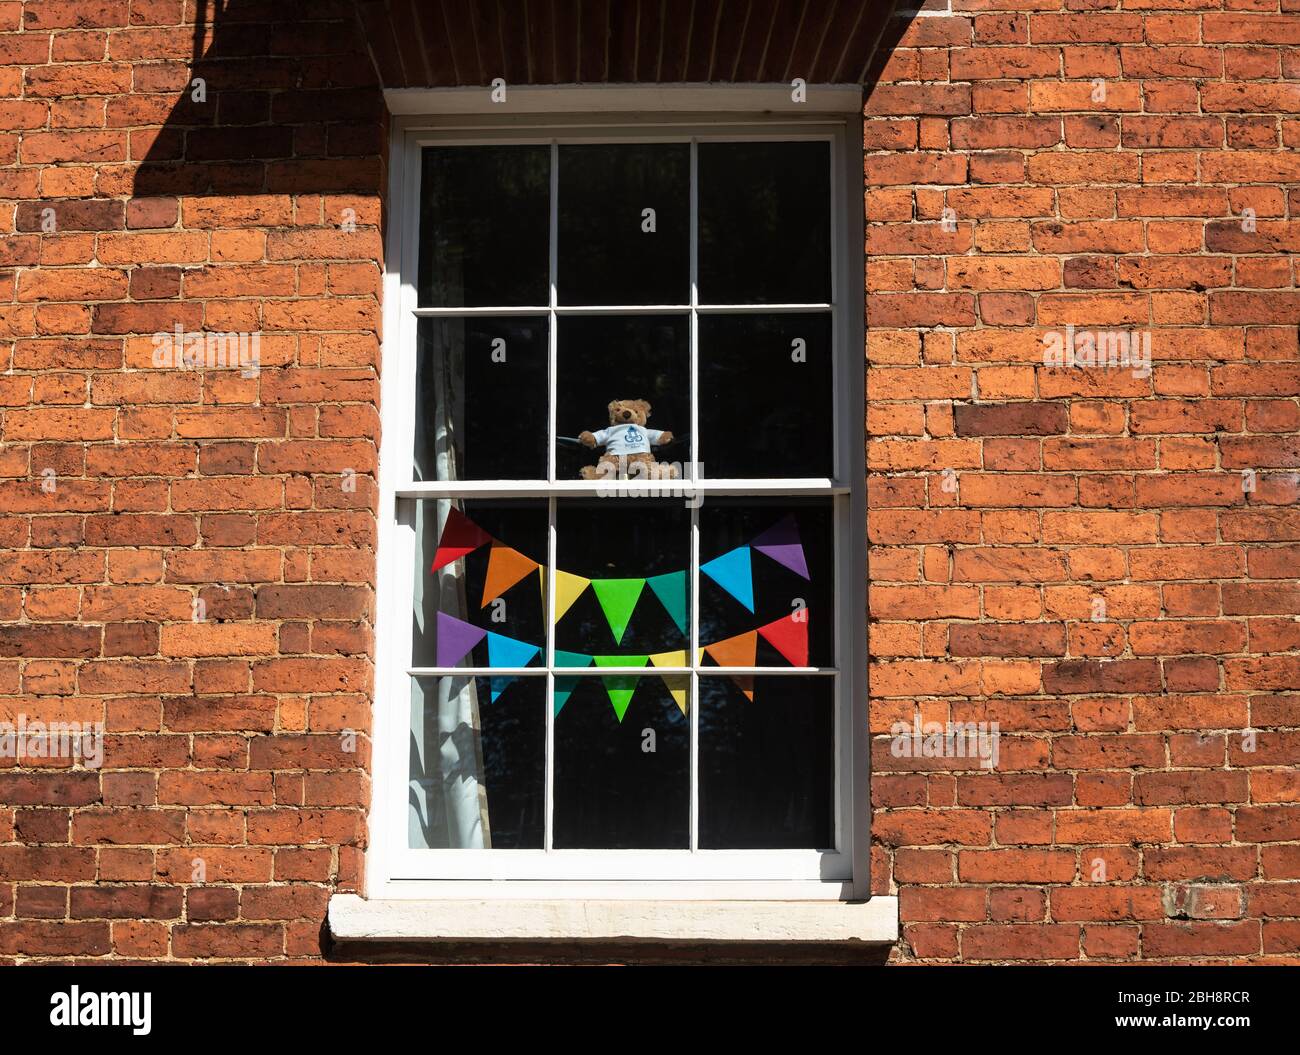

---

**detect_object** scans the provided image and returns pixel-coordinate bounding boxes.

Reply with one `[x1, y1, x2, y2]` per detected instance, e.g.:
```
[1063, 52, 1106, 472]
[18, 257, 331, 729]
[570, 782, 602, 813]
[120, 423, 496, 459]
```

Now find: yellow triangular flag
[553, 570, 591, 623]
[661, 674, 688, 716]
[648, 652, 688, 715]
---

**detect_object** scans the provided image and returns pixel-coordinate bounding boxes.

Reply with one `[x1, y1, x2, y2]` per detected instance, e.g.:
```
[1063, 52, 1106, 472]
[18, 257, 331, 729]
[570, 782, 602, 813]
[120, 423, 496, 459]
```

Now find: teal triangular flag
[700, 546, 754, 612]
[646, 571, 688, 635]
[486, 631, 540, 669]
[489, 675, 516, 703]
[554, 650, 593, 667]
[553, 676, 580, 716]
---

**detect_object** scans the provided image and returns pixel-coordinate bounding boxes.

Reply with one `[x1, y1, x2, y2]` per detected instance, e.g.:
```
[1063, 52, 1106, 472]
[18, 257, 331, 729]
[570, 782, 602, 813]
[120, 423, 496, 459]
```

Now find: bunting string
[431, 510, 807, 644]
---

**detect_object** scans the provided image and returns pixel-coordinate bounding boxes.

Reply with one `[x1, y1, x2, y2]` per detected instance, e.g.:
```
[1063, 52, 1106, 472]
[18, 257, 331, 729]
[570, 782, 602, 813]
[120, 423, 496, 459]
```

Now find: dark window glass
[699, 312, 832, 478]
[556, 314, 689, 481]
[698, 141, 831, 305]
[419, 146, 549, 307]
[698, 499, 834, 669]
[415, 317, 547, 481]
[412, 500, 547, 669]
[699, 675, 833, 849]
[555, 499, 690, 657]
[558, 144, 689, 305]
[410, 675, 545, 849]
[553, 676, 688, 848]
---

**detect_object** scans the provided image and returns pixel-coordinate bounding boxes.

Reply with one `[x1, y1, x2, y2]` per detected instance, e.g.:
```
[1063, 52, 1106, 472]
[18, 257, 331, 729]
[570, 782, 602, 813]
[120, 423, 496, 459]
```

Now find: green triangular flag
[590, 578, 646, 645]
[594, 655, 649, 722]
[646, 571, 687, 635]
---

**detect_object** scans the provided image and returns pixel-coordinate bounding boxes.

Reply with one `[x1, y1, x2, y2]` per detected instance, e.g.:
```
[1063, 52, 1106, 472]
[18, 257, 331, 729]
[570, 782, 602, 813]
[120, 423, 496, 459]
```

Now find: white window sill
[327, 893, 898, 946]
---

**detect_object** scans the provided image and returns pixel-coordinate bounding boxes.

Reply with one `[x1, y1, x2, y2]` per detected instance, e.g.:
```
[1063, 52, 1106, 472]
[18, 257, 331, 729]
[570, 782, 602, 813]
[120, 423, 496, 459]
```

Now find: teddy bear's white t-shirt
[592, 424, 664, 456]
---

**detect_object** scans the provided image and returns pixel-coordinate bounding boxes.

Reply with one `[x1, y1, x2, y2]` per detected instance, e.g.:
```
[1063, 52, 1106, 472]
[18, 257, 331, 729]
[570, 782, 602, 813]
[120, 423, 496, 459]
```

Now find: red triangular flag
[757, 610, 809, 667]
[430, 508, 492, 573]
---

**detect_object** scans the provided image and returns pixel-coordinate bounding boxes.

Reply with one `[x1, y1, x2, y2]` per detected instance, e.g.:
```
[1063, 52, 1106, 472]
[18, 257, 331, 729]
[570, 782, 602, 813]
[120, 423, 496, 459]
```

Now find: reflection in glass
[699, 499, 834, 669]
[699, 675, 833, 849]
[412, 500, 546, 669]
[419, 145, 550, 307]
[555, 499, 690, 656]
[556, 315, 689, 481]
[699, 141, 831, 305]
[699, 312, 832, 478]
[409, 675, 545, 849]
[558, 143, 689, 305]
[415, 317, 548, 481]
[553, 676, 688, 848]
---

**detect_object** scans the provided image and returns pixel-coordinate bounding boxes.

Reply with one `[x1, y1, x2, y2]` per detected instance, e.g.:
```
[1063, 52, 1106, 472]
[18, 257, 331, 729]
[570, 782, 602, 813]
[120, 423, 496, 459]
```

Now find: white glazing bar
[547, 140, 559, 485]
[545, 140, 559, 851]
[688, 136, 700, 852]
[545, 495, 556, 852]
[409, 667, 838, 676]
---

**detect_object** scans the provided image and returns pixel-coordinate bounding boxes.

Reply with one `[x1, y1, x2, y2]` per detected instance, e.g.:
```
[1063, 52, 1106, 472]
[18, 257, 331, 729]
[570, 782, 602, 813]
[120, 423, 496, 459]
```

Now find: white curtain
[408, 325, 491, 849]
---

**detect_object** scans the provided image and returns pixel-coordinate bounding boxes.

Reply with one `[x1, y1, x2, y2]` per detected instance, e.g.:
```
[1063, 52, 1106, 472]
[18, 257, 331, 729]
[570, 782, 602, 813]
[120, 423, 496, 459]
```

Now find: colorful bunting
[430, 508, 492, 573]
[590, 577, 646, 645]
[552, 571, 591, 623]
[555, 649, 593, 667]
[701, 546, 754, 612]
[435, 612, 487, 667]
[489, 676, 516, 703]
[704, 629, 757, 668]
[485, 630, 540, 670]
[481, 544, 539, 607]
[646, 571, 688, 635]
[757, 610, 810, 667]
[751, 514, 809, 579]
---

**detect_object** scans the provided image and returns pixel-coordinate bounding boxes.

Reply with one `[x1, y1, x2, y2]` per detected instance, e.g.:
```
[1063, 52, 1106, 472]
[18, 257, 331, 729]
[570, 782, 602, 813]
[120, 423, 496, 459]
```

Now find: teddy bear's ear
[607, 399, 621, 416]
[636, 399, 652, 417]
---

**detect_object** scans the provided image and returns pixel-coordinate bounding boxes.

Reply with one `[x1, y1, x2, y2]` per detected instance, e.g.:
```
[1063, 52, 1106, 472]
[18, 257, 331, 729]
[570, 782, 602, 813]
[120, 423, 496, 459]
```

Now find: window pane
[414, 317, 548, 481]
[699, 675, 833, 849]
[558, 143, 689, 305]
[699, 312, 832, 478]
[698, 141, 831, 305]
[553, 675, 688, 848]
[419, 146, 550, 307]
[411, 500, 547, 669]
[409, 675, 545, 849]
[556, 315, 688, 482]
[554, 498, 690, 656]
[699, 499, 834, 669]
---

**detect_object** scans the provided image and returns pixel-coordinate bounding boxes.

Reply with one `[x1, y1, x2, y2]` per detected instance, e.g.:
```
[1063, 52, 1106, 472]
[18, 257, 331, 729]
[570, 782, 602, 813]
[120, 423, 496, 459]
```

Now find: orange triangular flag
[728, 674, 755, 702]
[480, 544, 539, 607]
[704, 630, 757, 668]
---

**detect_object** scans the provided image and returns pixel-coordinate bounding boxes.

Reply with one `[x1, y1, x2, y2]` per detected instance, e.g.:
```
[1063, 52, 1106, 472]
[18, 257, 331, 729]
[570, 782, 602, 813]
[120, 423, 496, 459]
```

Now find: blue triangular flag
[486, 631, 541, 670]
[700, 546, 754, 612]
[489, 675, 516, 703]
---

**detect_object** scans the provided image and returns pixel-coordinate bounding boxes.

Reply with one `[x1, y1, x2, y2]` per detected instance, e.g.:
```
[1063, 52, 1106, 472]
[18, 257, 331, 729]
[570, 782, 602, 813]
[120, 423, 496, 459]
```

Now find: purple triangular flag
[751, 514, 809, 579]
[436, 612, 487, 667]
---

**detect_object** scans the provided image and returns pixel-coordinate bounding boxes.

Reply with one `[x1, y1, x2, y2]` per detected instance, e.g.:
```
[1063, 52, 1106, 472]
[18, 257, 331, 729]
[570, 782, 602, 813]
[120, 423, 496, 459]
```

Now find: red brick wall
[0, 0, 384, 962]
[867, 2, 1300, 962]
[0, 0, 1296, 963]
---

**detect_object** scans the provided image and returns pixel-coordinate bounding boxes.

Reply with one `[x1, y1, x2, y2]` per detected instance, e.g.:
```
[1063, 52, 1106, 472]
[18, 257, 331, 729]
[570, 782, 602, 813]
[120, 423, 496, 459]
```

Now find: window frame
[371, 88, 867, 901]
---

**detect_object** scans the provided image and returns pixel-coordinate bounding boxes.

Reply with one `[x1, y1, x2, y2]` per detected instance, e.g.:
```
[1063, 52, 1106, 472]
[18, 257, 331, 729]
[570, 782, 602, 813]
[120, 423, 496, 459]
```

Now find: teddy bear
[579, 398, 678, 480]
